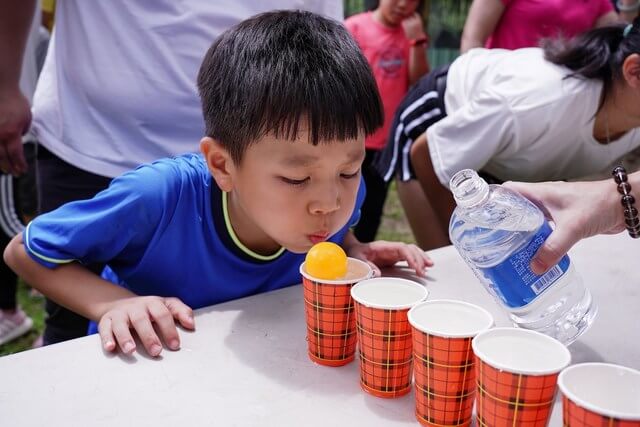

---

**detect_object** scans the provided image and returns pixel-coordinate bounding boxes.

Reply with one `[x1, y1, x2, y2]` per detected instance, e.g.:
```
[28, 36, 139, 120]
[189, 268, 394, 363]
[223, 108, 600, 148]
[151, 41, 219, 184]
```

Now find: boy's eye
[341, 170, 360, 180]
[281, 176, 310, 186]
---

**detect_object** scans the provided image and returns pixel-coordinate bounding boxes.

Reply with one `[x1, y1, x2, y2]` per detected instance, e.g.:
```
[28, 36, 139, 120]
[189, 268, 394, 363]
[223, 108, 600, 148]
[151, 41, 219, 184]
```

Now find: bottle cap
[450, 169, 490, 208]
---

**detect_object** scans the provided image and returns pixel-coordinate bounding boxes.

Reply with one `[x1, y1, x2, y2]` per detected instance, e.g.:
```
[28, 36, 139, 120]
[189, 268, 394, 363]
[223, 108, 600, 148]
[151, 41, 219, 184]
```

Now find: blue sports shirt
[24, 154, 365, 308]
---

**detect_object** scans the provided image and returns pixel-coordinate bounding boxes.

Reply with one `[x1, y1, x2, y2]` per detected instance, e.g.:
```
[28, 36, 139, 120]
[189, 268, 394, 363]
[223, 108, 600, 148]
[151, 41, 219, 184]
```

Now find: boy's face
[379, 0, 420, 25]
[202, 131, 365, 254]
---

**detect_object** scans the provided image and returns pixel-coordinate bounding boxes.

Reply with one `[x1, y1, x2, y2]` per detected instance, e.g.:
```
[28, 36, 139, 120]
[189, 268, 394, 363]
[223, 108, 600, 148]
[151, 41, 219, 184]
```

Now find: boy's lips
[308, 232, 329, 244]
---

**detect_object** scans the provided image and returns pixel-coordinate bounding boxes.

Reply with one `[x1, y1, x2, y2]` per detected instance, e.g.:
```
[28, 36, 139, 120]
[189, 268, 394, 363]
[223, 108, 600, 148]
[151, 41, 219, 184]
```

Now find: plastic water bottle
[448, 169, 597, 345]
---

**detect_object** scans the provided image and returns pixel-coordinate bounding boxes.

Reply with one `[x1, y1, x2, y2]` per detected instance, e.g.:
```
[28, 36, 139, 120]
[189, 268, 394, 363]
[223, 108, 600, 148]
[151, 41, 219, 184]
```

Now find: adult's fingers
[0, 136, 27, 175]
[5, 135, 27, 175]
[530, 226, 578, 275]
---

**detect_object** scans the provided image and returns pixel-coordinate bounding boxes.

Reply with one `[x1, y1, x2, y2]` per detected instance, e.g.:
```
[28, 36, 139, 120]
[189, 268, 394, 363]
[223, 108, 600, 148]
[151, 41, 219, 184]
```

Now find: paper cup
[300, 258, 372, 367]
[351, 277, 428, 398]
[408, 300, 494, 427]
[558, 363, 640, 426]
[472, 327, 571, 427]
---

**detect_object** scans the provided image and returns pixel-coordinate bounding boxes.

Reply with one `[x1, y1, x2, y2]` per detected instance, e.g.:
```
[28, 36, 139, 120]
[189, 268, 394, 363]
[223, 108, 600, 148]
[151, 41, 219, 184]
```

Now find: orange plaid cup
[558, 363, 640, 426]
[408, 300, 494, 427]
[472, 328, 571, 427]
[300, 258, 372, 367]
[351, 277, 428, 398]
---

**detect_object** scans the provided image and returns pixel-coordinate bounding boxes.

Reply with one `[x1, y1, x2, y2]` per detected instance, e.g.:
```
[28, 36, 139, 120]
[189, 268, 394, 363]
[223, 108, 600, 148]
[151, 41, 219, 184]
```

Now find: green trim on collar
[222, 191, 285, 261]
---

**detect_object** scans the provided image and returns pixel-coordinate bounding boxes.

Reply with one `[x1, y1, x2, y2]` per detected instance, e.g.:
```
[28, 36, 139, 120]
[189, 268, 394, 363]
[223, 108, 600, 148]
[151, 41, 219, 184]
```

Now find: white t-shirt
[32, 1, 343, 178]
[427, 48, 640, 186]
[19, 2, 40, 104]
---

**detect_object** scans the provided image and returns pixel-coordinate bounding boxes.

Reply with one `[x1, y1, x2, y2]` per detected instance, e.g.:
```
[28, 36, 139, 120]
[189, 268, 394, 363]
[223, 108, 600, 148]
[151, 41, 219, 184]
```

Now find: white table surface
[0, 233, 638, 427]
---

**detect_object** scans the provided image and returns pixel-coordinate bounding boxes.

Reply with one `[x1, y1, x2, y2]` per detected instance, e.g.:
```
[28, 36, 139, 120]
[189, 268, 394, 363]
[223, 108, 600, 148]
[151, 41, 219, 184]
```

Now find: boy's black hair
[544, 16, 640, 112]
[197, 10, 383, 163]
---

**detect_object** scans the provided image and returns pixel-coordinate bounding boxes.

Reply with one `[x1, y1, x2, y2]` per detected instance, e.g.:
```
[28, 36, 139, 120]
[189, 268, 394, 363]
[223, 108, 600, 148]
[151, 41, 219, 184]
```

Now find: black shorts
[0, 142, 37, 238]
[374, 64, 449, 182]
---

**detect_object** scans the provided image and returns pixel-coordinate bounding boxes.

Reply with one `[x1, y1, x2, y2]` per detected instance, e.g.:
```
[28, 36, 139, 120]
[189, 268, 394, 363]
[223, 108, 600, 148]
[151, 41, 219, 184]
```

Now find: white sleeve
[426, 90, 516, 187]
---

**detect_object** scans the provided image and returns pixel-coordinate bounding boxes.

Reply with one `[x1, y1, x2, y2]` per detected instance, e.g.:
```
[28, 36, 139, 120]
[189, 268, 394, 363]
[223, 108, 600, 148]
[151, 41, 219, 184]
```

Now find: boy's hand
[402, 13, 426, 41]
[346, 240, 433, 277]
[98, 296, 195, 357]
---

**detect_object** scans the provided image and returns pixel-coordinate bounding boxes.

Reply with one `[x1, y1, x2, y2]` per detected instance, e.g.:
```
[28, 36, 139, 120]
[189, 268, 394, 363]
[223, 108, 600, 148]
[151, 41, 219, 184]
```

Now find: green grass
[0, 183, 414, 357]
[377, 181, 415, 244]
[0, 280, 45, 356]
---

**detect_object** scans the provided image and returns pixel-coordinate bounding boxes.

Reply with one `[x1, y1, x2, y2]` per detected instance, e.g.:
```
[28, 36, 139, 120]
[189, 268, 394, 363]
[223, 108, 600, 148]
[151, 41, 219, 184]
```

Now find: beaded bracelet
[612, 166, 640, 238]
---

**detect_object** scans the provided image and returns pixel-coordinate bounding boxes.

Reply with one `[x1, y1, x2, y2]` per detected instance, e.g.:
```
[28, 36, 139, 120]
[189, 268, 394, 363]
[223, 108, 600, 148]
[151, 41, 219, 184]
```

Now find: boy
[4, 11, 432, 357]
[345, 0, 429, 243]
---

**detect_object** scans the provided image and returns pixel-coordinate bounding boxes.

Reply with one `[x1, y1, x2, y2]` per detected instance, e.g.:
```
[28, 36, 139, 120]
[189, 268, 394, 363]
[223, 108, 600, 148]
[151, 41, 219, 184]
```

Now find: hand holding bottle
[503, 179, 626, 274]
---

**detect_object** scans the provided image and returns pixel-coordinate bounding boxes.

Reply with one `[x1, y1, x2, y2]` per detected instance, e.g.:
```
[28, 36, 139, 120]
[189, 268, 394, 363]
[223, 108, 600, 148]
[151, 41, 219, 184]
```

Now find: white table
[0, 233, 638, 426]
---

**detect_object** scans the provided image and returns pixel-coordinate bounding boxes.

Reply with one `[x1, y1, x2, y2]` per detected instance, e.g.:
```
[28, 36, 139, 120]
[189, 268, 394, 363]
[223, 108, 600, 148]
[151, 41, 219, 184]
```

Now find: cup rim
[350, 277, 428, 309]
[472, 327, 571, 375]
[299, 257, 373, 285]
[558, 362, 640, 420]
[408, 299, 494, 338]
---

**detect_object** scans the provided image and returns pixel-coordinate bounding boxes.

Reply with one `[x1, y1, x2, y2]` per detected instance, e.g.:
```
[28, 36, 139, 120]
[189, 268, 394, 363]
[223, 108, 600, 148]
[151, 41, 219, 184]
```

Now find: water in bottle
[448, 169, 597, 345]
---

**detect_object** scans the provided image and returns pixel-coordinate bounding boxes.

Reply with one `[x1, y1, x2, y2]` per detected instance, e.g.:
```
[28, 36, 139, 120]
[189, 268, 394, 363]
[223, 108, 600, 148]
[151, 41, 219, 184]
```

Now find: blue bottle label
[479, 222, 570, 308]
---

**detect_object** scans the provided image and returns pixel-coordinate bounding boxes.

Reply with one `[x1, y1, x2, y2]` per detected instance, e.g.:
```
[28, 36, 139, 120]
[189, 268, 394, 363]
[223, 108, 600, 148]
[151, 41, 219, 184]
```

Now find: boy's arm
[4, 233, 136, 321]
[4, 233, 194, 356]
[403, 13, 429, 85]
[0, 0, 35, 175]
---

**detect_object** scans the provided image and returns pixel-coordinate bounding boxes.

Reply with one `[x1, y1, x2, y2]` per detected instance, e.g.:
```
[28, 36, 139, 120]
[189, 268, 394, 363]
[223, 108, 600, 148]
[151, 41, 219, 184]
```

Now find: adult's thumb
[530, 230, 576, 275]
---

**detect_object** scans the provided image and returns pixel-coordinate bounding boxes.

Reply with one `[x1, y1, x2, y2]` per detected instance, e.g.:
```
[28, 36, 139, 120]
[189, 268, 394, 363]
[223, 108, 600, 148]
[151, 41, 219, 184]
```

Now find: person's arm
[0, 0, 35, 175]
[4, 234, 195, 356]
[409, 133, 456, 242]
[402, 13, 429, 85]
[409, 86, 515, 240]
[460, 0, 505, 53]
[503, 172, 639, 274]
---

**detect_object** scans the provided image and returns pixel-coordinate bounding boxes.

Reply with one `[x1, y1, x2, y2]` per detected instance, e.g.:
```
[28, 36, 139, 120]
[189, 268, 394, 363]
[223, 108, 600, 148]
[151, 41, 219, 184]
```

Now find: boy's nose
[309, 190, 340, 215]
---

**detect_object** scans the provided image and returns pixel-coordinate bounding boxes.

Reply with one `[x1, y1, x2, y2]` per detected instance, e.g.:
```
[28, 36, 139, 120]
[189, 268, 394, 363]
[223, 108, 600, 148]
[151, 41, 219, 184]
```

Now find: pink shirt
[345, 12, 410, 150]
[487, 0, 614, 50]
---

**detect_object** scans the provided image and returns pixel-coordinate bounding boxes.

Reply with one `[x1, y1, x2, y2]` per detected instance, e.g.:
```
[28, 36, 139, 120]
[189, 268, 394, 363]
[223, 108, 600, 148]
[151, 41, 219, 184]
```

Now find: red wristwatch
[409, 35, 429, 47]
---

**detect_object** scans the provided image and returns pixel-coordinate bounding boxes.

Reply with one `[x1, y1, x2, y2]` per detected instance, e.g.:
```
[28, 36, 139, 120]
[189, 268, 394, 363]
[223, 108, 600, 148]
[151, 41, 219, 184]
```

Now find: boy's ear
[200, 137, 235, 192]
[622, 53, 640, 89]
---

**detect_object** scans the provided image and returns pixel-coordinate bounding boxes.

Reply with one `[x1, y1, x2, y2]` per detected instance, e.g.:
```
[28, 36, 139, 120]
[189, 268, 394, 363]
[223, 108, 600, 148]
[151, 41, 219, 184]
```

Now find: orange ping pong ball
[305, 242, 348, 280]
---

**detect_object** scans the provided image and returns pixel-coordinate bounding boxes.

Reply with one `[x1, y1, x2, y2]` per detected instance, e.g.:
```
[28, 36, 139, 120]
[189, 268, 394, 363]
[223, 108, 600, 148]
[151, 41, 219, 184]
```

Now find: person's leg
[0, 172, 32, 346]
[395, 177, 449, 250]
[0, 173, 22, 313]
[409, 135, 455, 240]
[353, 149, 390, 242]
[374, 64, 452, 247]
[36, 145, 112, 345]
[0, 251, 31, 346]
